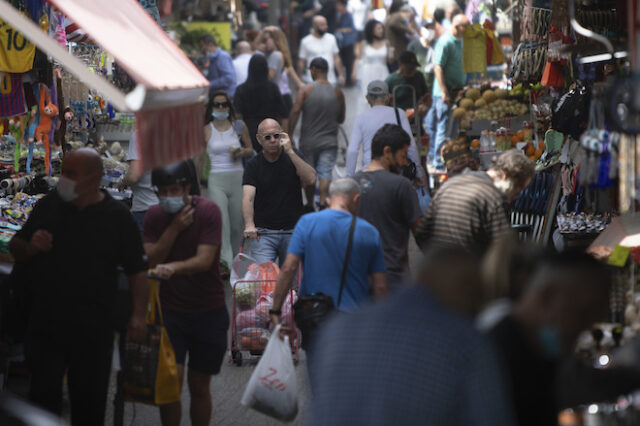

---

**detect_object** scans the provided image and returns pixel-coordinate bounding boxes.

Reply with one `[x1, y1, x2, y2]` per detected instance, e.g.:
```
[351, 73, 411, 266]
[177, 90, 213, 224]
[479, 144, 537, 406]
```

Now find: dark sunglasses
[259, 133, 282, 141]
[212, 101, 230, 108]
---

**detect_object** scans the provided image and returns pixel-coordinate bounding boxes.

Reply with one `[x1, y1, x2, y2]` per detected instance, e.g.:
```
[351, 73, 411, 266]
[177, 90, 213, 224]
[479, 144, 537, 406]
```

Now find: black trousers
[339, 44, 355, 87]
[26, 328, 114, 426]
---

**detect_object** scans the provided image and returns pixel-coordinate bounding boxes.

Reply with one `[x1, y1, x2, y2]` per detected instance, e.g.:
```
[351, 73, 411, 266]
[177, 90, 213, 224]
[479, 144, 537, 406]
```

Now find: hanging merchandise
[552, 82, 592, 140]
[0, 17, 35, 73]
[541, 27, 572, 88]
[34, 84, 57, 176]
[0, 72, 26, 118]
[463, 23, 487, 74]
[511, 42, 547, 83]
[483, 20, 506, 65]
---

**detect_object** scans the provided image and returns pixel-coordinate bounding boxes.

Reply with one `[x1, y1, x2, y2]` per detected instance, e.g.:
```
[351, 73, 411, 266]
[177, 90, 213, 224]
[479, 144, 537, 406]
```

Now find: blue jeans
[250, 228, 293, 267]
[426, 96, 454, 169]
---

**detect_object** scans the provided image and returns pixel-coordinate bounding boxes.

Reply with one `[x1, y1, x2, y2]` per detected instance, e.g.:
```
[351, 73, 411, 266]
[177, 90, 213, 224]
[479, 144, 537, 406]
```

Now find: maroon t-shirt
[143, 196, 224, 312]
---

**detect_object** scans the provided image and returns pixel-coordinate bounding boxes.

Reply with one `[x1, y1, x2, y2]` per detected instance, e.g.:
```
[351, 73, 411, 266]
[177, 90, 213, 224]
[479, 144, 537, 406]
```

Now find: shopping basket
[228, 238, 301, 366]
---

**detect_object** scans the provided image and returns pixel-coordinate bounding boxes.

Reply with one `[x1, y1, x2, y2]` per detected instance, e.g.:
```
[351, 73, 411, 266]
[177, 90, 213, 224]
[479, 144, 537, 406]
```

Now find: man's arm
[144, 206, 194, 268]
[270, 253, 301, 326]
[434, 65, 450, 104]
[242, 185, 258, 239]
[281, 134, 316, 186]
[9, 230, 52, 261]
[209, 54, 237, 90]
[287, 85, 307, 134]
[333, 52, 345, 85]
[370, 271, 388, 300]
[297, 57, 307, 79]
[335, 87, 346, 124]
[126, 271, 148, 341]
[346, 118, 362, 176]
[154, 244, 218, 278]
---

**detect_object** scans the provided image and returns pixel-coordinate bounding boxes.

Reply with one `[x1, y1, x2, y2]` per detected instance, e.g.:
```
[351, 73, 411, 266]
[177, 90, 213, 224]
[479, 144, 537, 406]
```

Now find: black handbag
[294, 214, 357, 349]
[394, 106, 418, 181]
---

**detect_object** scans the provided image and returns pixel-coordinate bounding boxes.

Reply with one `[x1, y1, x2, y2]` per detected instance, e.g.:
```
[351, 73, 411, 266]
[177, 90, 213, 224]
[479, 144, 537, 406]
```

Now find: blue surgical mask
[538, 326, 563, 359]
[159, 196, 185, 214]
[212, 111, 229, 120]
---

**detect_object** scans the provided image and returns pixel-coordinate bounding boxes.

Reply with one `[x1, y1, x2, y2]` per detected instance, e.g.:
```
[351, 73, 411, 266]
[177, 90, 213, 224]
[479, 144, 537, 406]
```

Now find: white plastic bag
[231, 252, 260, 289]
[241, 325, 298, 421]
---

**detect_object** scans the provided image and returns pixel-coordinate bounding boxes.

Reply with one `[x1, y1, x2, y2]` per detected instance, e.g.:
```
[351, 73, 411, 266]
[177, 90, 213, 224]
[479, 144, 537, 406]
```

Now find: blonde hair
[266, 28, 293, 68]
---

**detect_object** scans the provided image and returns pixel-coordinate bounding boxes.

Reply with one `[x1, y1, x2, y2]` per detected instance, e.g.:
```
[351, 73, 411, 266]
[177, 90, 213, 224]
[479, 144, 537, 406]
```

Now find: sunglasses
[212, 102, 230, 108]
[259, 133, 282, 141]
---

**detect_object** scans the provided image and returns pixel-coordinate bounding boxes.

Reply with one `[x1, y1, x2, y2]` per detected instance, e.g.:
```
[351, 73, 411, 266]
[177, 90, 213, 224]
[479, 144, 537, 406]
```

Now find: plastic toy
[34, 85, 58, 176]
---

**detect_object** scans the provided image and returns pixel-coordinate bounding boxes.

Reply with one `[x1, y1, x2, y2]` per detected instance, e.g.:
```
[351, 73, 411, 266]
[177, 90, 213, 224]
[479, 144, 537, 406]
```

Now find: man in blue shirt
[199, 34, 237, 97]
[335, 0, 357, 87]
[426, 14, 468, 171]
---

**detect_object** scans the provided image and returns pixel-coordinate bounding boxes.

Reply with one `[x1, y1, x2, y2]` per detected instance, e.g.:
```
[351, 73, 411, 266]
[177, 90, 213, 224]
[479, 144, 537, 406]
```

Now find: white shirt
[348, 0, 369, 31]
[233, 53, 253, 85]
[347, 105, 423, 177]
[207, 123, 244, 174]
[299, 33, 340, 84]
[127, 132, 159, 212]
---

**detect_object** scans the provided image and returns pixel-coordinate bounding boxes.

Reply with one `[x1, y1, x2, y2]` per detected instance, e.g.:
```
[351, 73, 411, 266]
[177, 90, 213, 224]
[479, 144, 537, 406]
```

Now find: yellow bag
[484, 27, 506, 65]
[462, 24, 487, 74]
[123, 278, 181, 405]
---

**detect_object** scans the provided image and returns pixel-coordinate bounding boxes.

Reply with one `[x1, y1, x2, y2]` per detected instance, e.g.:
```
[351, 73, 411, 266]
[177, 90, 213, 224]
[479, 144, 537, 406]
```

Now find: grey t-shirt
[354, 169, 421, 283]
[267, 51, 284, 83]
[128, 132, 159, 212]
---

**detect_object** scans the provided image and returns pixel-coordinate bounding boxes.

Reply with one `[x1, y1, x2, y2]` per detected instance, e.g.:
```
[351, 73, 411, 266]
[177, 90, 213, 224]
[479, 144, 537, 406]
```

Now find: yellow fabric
[462, 24, 486, 74]
[148, 278, 181, 405]
[485, 28, 506, 65]
[0, 19, 35, 73]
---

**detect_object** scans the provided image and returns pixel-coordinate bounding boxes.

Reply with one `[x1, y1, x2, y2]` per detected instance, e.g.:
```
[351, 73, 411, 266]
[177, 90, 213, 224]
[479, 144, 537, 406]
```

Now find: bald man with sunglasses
[242, 118, 316, 265]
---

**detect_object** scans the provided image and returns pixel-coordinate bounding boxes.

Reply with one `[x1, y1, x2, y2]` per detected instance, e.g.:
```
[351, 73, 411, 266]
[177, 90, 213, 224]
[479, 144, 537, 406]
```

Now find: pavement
[5, 85, 426, 426]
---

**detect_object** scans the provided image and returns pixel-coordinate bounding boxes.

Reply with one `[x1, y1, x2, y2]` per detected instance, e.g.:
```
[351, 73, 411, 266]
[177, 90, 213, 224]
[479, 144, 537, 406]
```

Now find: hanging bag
[241, 324, 298, 421]
[122, 277, 181, 405]
[293, 214, 356, 349]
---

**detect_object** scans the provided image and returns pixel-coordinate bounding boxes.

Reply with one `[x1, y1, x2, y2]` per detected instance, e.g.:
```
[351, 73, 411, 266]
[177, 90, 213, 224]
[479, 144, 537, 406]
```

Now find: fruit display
[521, 140, 546, 161]
[453, 86, 530, 130]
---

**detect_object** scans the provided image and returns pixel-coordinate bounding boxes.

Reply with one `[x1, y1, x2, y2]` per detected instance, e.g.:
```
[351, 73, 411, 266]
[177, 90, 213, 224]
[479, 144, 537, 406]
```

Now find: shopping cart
[228, 238, 301, 366]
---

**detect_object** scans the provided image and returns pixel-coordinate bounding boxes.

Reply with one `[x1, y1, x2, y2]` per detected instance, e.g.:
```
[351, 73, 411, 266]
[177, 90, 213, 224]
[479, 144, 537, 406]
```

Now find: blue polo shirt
[287, 209, 386, 312]
[206, 48, 237, 97]
[432, 33, 465, 98]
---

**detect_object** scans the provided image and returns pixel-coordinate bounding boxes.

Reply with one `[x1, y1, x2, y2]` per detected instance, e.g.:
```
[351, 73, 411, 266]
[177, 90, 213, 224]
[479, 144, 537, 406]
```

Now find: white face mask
[57, 176, 78, 202]
[421, 28, 435, 41]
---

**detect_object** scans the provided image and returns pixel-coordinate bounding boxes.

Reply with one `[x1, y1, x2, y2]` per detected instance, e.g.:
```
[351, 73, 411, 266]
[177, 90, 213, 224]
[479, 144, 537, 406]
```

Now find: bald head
[312, 15, 328, 36]
[451, 14, 469, 38]
[257, 118, 281, 134]
[236, 41, 251, 54]
[64, 148, 104, 176]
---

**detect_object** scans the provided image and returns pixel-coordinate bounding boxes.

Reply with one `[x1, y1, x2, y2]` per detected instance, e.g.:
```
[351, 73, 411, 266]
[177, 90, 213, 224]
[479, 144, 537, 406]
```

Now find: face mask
[159, 196, 185, 214]
[538, 326, 563, 359]
[57, 176, 78, 202]
[421, 28, 435, 41]
[212, 111, 229, 120]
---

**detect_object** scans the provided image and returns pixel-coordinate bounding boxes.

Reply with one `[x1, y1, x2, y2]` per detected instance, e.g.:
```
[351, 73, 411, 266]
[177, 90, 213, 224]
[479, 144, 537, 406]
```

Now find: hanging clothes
[462, 24, 487, 74]
[0, 18, 36, 73]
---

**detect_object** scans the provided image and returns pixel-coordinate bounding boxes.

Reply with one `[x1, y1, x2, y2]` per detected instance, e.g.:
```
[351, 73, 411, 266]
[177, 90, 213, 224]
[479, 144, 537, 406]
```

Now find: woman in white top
[204, 91, 253, 269]
[352, 20, 392, 92]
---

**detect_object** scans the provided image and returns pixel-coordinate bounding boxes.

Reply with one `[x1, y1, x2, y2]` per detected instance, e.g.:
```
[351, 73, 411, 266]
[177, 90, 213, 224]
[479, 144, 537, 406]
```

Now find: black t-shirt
[14, 190, 147, 333]
[488, 315, 558, 426]
[242, 149, 304, 230]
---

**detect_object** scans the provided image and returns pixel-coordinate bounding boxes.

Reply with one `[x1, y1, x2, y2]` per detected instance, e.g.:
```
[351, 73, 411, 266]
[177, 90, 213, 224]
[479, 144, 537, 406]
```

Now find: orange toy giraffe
[35, 84, 58, 175]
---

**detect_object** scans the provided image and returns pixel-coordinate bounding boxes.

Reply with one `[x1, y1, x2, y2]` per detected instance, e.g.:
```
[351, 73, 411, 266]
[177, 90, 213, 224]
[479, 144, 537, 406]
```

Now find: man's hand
[442, 91, 451, 105]
[270, 314, 291, 340]
[126, 313, 147, 342]
[170, 205, 194, 232]
[154, 263, 177, 279]
[29, 230, 53, 253]
[279, 133, 294, 155]
[338, 75, 346, 87]
[244, 226, 259, 240]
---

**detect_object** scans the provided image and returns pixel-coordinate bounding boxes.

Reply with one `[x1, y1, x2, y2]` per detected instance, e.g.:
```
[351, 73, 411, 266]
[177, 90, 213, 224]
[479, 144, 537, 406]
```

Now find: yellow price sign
[607, 245, 631, 267]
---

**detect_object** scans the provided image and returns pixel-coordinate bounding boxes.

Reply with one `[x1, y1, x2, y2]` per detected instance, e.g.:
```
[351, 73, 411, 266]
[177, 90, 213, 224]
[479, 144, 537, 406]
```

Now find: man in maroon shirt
[143, 161, 227, 426]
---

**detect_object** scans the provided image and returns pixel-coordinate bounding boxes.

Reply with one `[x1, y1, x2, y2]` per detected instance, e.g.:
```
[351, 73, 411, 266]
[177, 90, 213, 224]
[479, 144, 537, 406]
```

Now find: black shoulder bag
[394, 107, 418, 181]
[293, 214, 357, 349]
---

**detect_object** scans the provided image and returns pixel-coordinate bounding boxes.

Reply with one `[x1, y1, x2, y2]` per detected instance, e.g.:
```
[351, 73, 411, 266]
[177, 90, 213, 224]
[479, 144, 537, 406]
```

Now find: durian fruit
[465, 88, 481, 100]
[452, 107, 467, 121]
[494, 89, 508, 99]
[459, 98, 474, 110]
[475, 98, 487, 108]
[482, 89, 496, 104]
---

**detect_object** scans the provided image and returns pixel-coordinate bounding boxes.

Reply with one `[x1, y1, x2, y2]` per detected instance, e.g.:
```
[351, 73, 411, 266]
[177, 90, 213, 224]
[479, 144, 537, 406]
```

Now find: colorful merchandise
[0, 72, 26, 118]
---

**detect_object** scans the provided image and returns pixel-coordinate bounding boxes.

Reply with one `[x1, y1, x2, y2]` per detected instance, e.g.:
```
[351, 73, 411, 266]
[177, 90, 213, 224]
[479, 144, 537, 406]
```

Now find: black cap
[309, 57, 329, 71]
[151, 161, 190, 188]
[399, 51, 420, 67]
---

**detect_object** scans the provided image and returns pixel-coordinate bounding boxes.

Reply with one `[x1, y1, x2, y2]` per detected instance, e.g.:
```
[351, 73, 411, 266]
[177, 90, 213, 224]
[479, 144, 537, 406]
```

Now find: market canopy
[0, 0, 210, 171]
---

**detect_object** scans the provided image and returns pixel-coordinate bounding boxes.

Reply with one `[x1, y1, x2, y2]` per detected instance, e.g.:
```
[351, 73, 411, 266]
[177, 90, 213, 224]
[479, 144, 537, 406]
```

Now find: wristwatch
[268, 309, 282, 316]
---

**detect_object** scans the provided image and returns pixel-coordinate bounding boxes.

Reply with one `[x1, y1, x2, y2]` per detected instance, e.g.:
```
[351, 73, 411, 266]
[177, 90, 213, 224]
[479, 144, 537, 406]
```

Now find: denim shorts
[303, 147, 338, 180]
[162, 306, 230, 375]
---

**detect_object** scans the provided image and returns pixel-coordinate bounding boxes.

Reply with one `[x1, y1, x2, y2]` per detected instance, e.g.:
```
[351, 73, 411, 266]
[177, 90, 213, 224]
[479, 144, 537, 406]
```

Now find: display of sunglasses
[212, 102, 230, 108]
[260, 133, 282, 141]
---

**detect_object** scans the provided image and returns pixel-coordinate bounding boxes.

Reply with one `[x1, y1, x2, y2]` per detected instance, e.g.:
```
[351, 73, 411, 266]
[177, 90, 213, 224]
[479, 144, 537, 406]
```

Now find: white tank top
[207, 122, 244, 174]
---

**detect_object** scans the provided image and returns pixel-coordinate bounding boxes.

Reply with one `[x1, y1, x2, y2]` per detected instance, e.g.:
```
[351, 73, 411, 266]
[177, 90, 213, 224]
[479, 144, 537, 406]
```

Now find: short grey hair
[329, 178, 361, 197]
[366, 93, 387, 103]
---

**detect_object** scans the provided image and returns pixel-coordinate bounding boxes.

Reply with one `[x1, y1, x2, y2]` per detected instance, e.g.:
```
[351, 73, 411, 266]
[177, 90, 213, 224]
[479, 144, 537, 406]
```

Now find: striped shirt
[415, 171, 510, 252]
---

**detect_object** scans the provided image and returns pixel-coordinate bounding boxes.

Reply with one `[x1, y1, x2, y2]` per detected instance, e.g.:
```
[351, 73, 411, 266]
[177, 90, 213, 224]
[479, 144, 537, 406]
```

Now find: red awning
[0, 0, 209, 171]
